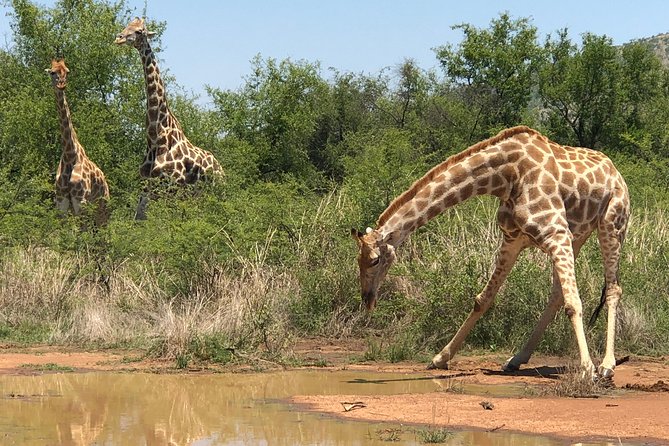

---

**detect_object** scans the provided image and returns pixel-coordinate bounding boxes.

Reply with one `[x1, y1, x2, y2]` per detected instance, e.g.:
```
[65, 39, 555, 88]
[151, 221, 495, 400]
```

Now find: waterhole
[0, 370, 634, 445]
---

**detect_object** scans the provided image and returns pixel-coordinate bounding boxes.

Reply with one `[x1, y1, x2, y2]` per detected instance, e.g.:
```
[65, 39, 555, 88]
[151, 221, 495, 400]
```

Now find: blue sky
[1, 0, 668, 103]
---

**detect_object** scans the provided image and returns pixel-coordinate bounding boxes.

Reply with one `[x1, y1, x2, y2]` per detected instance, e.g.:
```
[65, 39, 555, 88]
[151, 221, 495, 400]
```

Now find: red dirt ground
[1, 340, 668, 444]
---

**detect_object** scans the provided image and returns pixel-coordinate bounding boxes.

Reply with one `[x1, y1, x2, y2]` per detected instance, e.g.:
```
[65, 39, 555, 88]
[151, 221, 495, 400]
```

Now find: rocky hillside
[634, 33, 669, 66]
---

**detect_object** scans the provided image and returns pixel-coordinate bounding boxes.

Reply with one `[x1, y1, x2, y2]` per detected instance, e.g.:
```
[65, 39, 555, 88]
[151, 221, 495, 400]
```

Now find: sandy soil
[1, 340, 668, 444]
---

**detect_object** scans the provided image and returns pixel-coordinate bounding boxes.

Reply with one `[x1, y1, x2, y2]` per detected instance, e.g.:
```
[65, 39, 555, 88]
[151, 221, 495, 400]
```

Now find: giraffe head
[351, 227, 397, 310]
[46, 59, 69, 90]
[115, 17, 155, 48]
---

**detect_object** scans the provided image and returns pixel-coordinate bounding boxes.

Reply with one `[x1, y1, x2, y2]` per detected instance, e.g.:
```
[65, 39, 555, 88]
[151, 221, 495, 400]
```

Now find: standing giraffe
[47, 59, 110, 217]
[352, 126, 630, 378]
[114, 18, 222, 218]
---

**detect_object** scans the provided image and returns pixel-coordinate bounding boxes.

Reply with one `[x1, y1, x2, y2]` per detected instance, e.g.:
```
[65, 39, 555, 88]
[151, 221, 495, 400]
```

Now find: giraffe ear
[147, 31, 156, 38]
[350, 228, 363, 245]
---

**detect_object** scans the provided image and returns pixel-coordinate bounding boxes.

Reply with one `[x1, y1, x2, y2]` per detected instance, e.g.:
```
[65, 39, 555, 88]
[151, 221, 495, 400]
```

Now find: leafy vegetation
[1, 1, 668, 366]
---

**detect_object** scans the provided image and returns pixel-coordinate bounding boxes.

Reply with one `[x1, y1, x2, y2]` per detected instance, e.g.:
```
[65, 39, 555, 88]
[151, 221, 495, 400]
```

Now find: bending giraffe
[352, 126, 630, 378]
[115, 18, 222, 218]
[47, 59, 110, 219]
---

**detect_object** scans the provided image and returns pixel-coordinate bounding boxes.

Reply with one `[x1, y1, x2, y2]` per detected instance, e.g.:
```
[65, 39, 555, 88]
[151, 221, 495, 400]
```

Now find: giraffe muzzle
[362, 291, 377, 311]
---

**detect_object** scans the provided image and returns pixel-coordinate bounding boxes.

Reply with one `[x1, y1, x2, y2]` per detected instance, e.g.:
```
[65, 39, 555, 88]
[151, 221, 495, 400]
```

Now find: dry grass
[541, 364, 612, 398]
[0, 242, 299, 360]
[0, 246, 74, 325]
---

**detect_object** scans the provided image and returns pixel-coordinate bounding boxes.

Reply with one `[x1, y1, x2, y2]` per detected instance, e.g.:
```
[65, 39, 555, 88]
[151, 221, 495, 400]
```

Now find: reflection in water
[0, 370, 633, 445]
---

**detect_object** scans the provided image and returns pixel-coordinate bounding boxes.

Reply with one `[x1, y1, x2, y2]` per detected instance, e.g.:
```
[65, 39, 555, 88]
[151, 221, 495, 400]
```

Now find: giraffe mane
[376, 125, 541, 227]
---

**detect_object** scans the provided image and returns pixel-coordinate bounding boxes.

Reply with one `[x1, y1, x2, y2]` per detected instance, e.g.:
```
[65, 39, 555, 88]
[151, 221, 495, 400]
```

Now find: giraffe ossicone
[352, 126, 630, 378]
[48, 58, 109, 220]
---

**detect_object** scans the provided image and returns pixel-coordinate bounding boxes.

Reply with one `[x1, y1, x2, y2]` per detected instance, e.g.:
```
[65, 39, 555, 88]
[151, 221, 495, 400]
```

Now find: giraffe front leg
[70, 198, 83, 216]
[429, 237, 524, 370]
[56, 195, 70, 213]
[134, 195, 150, 220]
[429, 291, 490, 369]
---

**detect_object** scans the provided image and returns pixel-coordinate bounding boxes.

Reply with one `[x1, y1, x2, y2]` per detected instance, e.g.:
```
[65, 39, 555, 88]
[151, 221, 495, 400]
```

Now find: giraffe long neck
[54, 87, 84, 160]
[137, 38, 181, 148]
[377, 148, 511, 246]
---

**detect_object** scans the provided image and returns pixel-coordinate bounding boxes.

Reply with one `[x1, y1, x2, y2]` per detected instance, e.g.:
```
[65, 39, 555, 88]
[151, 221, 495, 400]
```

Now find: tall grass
[1, 176, 668, 363]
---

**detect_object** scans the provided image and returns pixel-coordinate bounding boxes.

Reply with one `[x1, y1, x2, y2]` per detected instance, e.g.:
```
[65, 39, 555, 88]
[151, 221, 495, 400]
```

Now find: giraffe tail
[588, 283, 607, 328]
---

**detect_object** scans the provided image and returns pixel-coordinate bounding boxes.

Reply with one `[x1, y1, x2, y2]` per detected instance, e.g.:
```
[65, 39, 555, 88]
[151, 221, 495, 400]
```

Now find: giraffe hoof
[598, 366, 615, 379]
[502, 358, 520, 373]
[427, 361, 448, 370]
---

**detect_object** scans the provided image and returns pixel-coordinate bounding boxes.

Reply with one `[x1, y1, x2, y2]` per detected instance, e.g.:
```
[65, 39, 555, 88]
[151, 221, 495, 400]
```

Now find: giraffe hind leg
[595, 192, 629, 378]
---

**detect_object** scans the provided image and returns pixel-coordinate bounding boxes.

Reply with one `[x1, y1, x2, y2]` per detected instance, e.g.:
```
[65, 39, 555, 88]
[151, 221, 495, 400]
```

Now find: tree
[434, 13, 542, 134]
[538, 31, 669, 154]
[538, 31, 621, 149]
[209, 56, 330, 185]
[0, 0, 162, 201]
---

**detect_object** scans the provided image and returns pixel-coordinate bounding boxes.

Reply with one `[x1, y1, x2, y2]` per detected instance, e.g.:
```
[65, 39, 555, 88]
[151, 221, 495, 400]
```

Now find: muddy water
[0, 370, 629, 445]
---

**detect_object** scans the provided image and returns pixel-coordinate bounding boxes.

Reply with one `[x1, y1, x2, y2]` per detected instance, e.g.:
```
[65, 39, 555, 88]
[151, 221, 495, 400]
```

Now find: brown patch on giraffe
[460, 182, 474, 199]
[468, 153, 486, 168]
[443, 192, 460, 207]
[533, 138, 550, 153]
[561, 170, 576, 188]
[568, 205, 585, 222]
[448, 164, 468, 185]
[543, 156, 559, 177]
[550, 196, 563, 210]
[426, 205, 441, 220]
[504, 150, 523, 165]
[525, 146, 545, 164]
[532, 212, 555, 228]
[500, 141, 522, 152]
[528, 200, 549, 215]
[576, 178, 590, 194]
[541, 182, 557, 196]
[433, 182, 447, 198]
[387, 215, 401, 228]
[475, 176, 491, 190]
[415, 186, 432, 200]
[415, 200, 428, 212]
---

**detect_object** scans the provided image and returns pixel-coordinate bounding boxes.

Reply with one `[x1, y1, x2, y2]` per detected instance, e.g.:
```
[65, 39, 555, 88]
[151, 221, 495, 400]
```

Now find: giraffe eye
[370, 257, 380, 267]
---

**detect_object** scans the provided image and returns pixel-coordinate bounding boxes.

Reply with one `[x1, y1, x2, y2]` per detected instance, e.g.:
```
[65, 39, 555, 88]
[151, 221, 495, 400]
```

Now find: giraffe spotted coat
[353, 126, 630, 378]
[48, 59, 109, 215]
